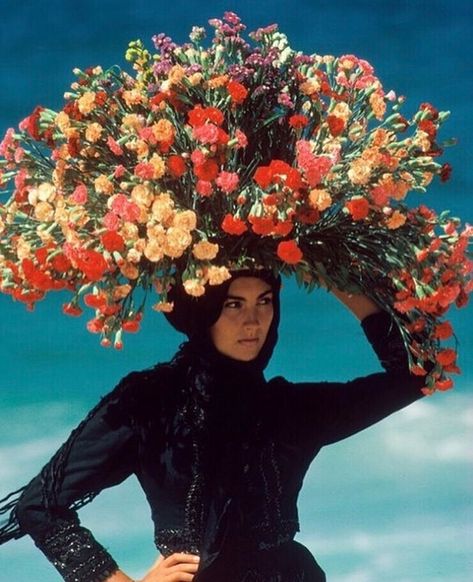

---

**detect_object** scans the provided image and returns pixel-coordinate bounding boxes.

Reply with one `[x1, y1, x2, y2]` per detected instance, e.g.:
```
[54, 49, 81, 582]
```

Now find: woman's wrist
[330, 286, 382, 321]
[104, 570, 135, 582]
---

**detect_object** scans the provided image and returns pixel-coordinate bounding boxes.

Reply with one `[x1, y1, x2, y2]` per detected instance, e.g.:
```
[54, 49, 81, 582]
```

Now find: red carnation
[277, 240, 303, 264]
[227, 80, 248, 104]
[122, 319, 141, 333]
[418, 119, 437, 140]
[434, 378, 453, 391]
[419, 102, 439, 120]
[440, 163, 452, 183]
[101, 231, 125, 253]
[221, 214, 248, 235]
[254, 166, 273, 189]
[273, 220, 293, 237]
[433, 321, 453, 340]
[74, 249, 108, 282]
[205, 107, 225, 126]
[194, 159, 219, 181]
[62, 303, 83, 317]
[249, 215, 275, 236]
[84, 293, 108, 310]
[51, 254, 72, 273]
[289, 114, 309, 129]
[19, 106, 45, 141]
[188, 105, 224, 127]
[167, 155, 187, 178]
[435, 348, 457, 367]
[345, 197, 370, 221]
[327, 115, 345, 137]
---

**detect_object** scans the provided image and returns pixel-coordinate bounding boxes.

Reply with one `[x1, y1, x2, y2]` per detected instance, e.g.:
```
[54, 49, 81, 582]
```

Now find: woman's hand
[139, 553, 201, 582]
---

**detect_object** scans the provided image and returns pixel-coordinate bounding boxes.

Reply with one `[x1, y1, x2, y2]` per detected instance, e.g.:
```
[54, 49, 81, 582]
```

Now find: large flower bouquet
[0, 12, 471, 392]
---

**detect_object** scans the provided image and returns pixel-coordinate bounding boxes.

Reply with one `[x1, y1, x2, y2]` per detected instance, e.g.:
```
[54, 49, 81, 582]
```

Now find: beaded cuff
[154, 527, 200, 557]
[35, 520, 119, 582]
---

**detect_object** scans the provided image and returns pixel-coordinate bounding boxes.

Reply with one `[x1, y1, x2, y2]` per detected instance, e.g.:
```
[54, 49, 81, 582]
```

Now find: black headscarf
[164, 269, 282, 377]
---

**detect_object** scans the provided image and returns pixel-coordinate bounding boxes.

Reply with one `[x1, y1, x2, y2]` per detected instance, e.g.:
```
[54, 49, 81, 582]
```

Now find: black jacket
[13, 311, 425, 581]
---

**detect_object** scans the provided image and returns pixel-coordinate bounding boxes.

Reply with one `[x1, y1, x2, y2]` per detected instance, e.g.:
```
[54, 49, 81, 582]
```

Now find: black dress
[10, 311, 425, 581]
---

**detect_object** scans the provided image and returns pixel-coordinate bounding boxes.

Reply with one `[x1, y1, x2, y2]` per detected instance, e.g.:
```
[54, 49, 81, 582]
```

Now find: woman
[0, 269, 426, 581]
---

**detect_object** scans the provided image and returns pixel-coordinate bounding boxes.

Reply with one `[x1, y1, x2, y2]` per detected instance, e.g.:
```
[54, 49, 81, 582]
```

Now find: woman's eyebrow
[225, 289, 273, 301]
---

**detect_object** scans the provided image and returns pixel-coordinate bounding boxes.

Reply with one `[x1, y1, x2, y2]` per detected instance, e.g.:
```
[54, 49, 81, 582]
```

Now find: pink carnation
[71, 184, 88, 204]
[14, 168, 28, 190]
[235, 129, 248, 148]
[103, 211, 120, 231]
[14, 147, 25, 163]
[216, 171, 239, 194]
[111, 194, 141, 222]
[296, 142, 333, 187]
[134, 162, 155, 180]
[138, 127, 157, 144]
[107, 136, 124, 156]
[114, 165, 126, 178]
[191, 149, 206, 166]
[0, 128, 16, 160]
[193, 124, 220, 144]
[196, 180, 214, 197]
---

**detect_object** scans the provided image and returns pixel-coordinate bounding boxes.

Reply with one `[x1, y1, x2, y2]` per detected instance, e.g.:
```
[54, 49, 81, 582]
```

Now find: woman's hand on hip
[139, 553, 201, 582]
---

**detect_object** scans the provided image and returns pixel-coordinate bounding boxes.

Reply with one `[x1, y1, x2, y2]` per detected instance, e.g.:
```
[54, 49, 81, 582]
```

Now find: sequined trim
[249, 519, 299, 550]
[35, 520, 118, 582]
[154, 527, 200, 556]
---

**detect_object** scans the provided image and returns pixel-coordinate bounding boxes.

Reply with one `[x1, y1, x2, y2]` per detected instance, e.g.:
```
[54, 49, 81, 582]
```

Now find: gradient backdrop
[0, 1, 472, 581]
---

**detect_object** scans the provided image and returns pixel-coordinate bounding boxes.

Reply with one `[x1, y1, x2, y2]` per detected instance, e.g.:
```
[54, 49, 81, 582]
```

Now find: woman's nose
[243, 308, 260, 329]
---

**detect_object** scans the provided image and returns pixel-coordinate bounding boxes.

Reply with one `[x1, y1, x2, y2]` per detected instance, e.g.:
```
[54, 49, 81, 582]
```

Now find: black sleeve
[15, 374, 141, 582]
[282, 311, 425, 450]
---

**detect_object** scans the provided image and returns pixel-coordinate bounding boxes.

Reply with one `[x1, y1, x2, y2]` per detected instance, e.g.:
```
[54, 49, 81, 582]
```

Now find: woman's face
[209, 276, 274, 361]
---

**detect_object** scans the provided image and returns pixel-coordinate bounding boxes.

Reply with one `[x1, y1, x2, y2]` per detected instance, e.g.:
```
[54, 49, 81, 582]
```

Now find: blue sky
[0, 1, 472, 580]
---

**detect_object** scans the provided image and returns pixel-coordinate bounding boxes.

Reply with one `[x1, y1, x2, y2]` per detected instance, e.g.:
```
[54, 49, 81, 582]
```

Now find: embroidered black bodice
[10, 312, 425, 581]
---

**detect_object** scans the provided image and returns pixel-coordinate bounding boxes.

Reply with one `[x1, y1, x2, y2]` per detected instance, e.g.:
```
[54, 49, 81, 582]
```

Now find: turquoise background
[0, 1, 472, 580]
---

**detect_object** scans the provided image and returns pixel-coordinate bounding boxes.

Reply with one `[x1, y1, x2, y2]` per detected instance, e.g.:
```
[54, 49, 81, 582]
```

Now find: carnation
[0, 12, 470, 392]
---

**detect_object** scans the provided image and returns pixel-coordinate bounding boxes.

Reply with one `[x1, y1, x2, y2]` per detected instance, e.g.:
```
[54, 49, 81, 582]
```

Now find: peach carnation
[309, 188, 332, 211]
[386, 210, 407, 230]
[183, 278, 206, 297]
[206, 265, 232, 285]
[85, 122, 104, 143]
[192, 240, 219, 261]
[94, 175, 114, 195]
[348, 158, 372, 185]
[172, 210, 197, 232]
[164, 227, 193, 258]
[77, 92, 96, 115]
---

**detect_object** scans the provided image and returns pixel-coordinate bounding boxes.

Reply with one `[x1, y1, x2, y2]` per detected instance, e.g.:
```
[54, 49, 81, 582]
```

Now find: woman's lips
[238, 338, 259, 345]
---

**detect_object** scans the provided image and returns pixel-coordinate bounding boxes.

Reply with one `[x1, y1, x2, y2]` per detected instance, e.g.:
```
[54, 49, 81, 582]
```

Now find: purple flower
[153, 59, 173, 76]
[152, 33, 177, 57]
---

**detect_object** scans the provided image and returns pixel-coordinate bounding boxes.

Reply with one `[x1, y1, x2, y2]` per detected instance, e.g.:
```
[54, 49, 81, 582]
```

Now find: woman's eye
[259, 296, 273, 305]
[224, 301, 241, 309]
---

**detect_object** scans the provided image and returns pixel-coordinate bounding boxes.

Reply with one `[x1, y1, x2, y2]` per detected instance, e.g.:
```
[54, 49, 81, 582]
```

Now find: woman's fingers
[166, 562, 200, 574]
[165, 574, 196, 582]
[162, 553, 200, 567]
[141, 553, 200, 581]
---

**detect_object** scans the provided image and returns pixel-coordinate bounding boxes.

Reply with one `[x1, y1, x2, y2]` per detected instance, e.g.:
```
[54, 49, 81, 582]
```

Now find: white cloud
[383, 395, 473, 463]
